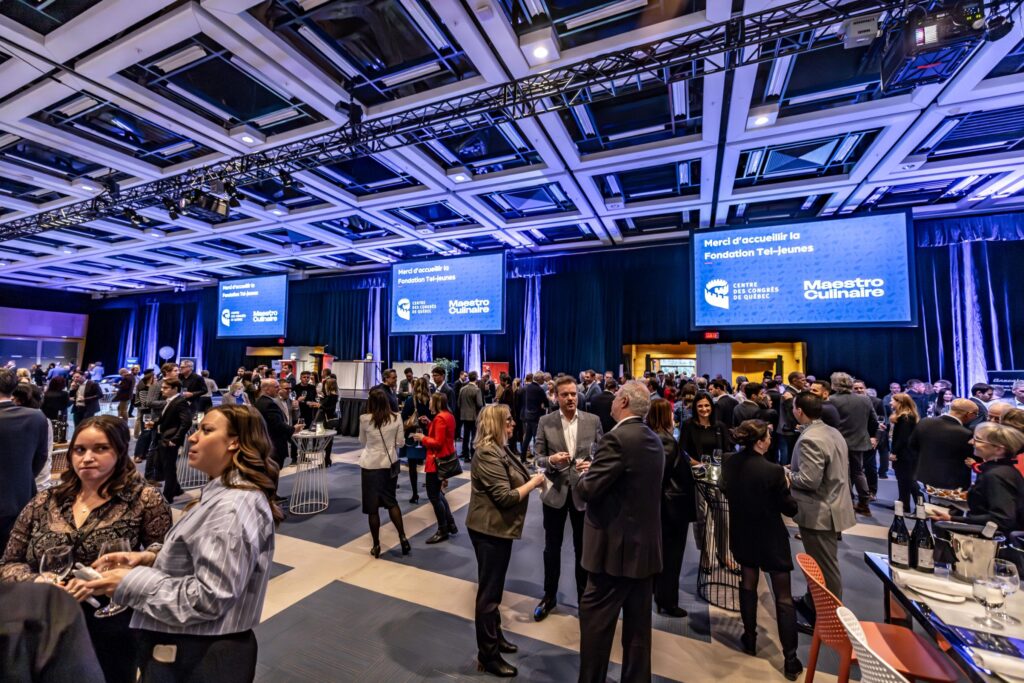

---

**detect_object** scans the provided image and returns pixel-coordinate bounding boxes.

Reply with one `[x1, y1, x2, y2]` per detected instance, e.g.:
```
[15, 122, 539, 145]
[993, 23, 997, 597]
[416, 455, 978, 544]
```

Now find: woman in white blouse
[359, 388, 410, 558]
[85, 404, 281, 682]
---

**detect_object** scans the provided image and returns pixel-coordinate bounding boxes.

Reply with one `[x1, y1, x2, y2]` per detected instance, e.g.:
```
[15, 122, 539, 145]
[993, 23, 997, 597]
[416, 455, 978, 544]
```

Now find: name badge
[153, 644, 177, 663]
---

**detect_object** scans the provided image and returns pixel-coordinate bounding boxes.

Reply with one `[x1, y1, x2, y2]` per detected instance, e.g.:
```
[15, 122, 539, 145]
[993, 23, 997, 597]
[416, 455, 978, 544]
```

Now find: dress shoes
[448, 524, 459, 536]
[533, 596, 556, 622]
[854, 502, 872, 516]
[497, 635, 518, 654]
[425, 531, 449, 544]
[477, 656, 517, 678]
[656, 605, 688, 618]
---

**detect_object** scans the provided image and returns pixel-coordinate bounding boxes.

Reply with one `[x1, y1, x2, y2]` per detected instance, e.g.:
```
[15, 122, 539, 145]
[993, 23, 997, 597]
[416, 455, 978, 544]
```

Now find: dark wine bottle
[910, 499, 934, 573]
[889, 501, 911, 569]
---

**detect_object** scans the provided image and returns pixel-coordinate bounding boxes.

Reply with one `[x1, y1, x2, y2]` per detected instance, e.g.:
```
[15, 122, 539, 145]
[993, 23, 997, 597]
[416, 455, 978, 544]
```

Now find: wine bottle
[910, 500, 934, 573]
[889, 501, 911, 569]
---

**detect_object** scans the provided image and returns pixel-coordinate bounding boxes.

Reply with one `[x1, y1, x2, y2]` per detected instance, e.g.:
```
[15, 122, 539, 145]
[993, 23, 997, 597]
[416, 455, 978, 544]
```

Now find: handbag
[379, 425, 401, 479]
[434, 452, 463, 480]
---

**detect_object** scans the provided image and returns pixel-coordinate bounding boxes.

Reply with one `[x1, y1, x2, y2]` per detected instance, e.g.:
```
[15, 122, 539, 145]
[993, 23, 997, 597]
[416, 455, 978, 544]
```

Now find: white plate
[907, 585, 967, 603]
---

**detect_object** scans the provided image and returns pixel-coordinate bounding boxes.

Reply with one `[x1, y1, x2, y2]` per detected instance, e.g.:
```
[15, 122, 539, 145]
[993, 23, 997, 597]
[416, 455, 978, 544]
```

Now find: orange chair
[796, 553, 961, 683]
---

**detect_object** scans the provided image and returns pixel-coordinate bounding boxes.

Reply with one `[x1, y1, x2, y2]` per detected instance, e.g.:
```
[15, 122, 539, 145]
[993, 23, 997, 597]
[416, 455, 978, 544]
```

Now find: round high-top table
[289, 430, 336, 515]
[694, 473, 740, 612]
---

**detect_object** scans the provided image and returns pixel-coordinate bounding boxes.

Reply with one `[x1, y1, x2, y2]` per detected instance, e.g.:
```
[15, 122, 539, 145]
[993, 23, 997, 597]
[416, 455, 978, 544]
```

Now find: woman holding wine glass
[83, 404, 282, 683]
[0, 415, 172, 683]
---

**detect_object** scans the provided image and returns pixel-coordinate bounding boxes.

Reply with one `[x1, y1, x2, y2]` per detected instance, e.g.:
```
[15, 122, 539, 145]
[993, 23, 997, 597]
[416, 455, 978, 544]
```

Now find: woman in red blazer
[413, 391, 458, 544]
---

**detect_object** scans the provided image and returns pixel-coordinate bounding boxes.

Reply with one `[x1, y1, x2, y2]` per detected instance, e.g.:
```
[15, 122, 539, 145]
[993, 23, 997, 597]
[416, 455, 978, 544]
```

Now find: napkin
[973, 650, 1024, 679]
[892, 568, 974, 598]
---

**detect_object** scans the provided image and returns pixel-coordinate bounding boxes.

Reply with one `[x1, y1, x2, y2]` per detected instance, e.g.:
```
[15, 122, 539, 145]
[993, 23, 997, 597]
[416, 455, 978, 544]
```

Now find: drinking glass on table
[93, 539, 132, 618]
[39, 545, 73, 585]
[295, 418, 305, 432]
[990, 559, 1021, 624]
[973, 577, 1006, 630]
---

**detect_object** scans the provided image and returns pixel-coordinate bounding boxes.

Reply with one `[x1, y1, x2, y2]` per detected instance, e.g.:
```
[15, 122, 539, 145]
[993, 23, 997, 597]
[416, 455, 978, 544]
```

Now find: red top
[421, 410, 456, 473]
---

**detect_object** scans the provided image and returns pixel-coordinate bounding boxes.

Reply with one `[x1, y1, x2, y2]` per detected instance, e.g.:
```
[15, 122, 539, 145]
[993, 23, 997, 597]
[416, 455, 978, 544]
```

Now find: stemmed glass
[990, 559, 1021, 624]
[974, 577, 1006, 630]
[39, 545, 73, 585]
[93, 539, 131, 618]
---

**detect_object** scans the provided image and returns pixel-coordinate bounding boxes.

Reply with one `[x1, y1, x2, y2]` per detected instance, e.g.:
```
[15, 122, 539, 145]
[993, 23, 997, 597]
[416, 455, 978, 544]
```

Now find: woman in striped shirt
[86, 404, 282, 682]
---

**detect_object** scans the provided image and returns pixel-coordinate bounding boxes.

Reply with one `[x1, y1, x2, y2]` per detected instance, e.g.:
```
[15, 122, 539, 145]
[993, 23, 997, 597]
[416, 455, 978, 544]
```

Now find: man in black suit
[69, 372, 102, 426]
[576, 381, 664, 683]
[153, 379, 192, 503]
[732, 382, 765, 426]
[255, 378, 299, 469]
[968, 383, 993, 429]
[0, 369, 50, 551]
[589, 379, 617, 434]
[177, 361, 208, 415]
[520, 373, 550, 460]
[295, 371, 320, 425]
[431, 367, 456, 416]
[809, 380, 842, 429]
[911, 399, 978, 490]
[709, 379, 738, 428]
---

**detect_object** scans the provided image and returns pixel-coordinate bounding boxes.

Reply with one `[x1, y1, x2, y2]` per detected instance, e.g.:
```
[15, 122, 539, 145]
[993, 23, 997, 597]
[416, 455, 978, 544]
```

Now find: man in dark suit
[255, 378, 299, 470]
[809, 380, 842, 429]
[709, 379, 738, 428]
[153, 378, 192, 503]
[968, 383, 993, 429]
[372, 368, 400, 413]
[580, 369, 602, 411]
[588, 379, 617, 434]
[458, 372, 484, 461]
[911, 399, 977, 490]
[533, 377, 604, 621]
[431, 367, 456, 416]
[520, 373, 550, 460]
[294, 371, 320, 425]
[0, 369, 50, 551]
[576, 381, 664, 683]
[732, 382, 765, 426]
[69, 372, 102, 426]
[177, 360, 208, 415]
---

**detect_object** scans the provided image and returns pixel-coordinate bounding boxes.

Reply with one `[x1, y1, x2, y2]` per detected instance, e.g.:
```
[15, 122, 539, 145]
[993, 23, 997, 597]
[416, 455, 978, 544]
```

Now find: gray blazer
[535, 409, 603, 509]
[580, 382, 602, 411]
[458, 382, 483, 421]
[789, 420, 856, 532]
[828, 391, 877, 451]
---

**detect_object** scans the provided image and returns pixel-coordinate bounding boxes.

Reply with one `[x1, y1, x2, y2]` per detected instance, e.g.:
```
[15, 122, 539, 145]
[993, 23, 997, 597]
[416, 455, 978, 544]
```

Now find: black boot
[477, 656, 517, 677]
[777, 597, 801, 680]
[497, 633, 518, 654]
[739, 588, 758, 655]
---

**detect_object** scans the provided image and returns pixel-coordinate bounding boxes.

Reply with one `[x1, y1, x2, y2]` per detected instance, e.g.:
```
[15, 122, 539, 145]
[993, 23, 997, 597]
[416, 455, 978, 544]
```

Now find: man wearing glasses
[909, 398, 977, 491]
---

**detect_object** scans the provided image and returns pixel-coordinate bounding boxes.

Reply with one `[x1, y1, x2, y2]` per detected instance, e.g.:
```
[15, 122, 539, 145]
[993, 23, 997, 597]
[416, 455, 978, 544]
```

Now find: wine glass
[973, 578, 1006, 629]
[94, 539, 132, 618]
[295, 418, 305, 432]
[990, 559, 1021, 624]
[39, 545, 73, 585]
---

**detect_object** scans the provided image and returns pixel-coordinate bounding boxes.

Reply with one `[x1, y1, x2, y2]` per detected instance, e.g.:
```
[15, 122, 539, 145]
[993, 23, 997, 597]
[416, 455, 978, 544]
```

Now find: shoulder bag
[434, 423, 462, 479]
[379, 424, 401, 480]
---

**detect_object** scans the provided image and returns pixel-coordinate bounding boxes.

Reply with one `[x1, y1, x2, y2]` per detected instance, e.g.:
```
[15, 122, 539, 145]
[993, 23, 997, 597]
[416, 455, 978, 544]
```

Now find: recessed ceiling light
[228, 124, 266, 147]
[519, 26, 559, 66]
[241, 135, 255, 144]
[61, 246, 76, 254]
[532, 45, 549, 60]
[747, 102, 780, 129]
[447, 166, 472, 184]
[72, 178, 100, 193]
[753, 115, 770, 126]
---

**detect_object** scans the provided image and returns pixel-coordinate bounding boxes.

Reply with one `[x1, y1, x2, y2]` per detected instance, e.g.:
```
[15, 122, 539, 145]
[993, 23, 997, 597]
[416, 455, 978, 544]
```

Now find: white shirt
[560, 410, 579, 458]
[611, 415, 641, 432]
[75, 382, 88, 406]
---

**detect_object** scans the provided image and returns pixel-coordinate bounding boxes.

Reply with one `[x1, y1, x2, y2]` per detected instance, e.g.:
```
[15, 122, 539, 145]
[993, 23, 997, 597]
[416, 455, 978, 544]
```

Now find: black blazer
[732, 400, 762, 426]
[41, 391, 70, 421]
[155, 396, 191, 449]
[910, 415, 973, 490]
[890, 414, 917, 457]
[715, 394, 738, 427]
[657, 429, 696, 524]
[178, 372, 207, 412]
[521, 382, 549, 422]
[295, 382, 319, 423]
[434, 382, 456, 415]
[576, 417, 664, 578]
[0, 404, 49, 519]
[255, 395, 294, 465]
[960, 458, 1024, 534]
[821, 402, 841, 429]
[589, 391, 616, 434]
[71, 380, 102, 413]
[720, 448, 799, 572]
[318, 394, 339, 422]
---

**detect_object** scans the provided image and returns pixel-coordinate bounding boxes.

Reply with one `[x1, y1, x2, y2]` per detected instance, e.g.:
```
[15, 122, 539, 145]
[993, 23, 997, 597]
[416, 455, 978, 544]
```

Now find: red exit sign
[702, 331, 721, 341]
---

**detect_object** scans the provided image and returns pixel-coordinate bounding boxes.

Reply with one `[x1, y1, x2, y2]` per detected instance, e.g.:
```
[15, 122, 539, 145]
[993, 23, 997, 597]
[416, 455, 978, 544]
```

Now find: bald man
[910, 398, 978, 490]
[988, 401, 1012, 424]
[255, 378, 299, 468]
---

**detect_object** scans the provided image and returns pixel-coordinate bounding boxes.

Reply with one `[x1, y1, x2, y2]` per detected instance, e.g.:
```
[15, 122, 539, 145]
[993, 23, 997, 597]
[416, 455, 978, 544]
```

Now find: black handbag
[379, 426, 401, 479]
[435, 452, 463, 480]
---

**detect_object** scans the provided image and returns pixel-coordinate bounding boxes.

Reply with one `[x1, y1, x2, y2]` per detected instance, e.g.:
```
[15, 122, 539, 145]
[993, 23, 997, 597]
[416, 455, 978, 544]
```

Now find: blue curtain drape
[916, 211, 1024, 246]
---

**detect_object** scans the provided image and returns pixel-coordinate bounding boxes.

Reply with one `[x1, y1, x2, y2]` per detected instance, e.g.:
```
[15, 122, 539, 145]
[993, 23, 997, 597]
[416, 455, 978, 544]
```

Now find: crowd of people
[4, 356, 1024, 682]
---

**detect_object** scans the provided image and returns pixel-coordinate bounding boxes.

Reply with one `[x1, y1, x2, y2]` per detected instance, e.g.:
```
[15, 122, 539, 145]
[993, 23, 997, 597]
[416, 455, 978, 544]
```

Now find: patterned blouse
[0, 475, 172, 583]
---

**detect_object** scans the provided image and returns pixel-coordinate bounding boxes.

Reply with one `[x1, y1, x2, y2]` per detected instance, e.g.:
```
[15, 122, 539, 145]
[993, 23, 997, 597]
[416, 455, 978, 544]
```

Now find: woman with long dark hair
[401, 378, 431, 504]
[681, 391, 730, 464]
[84, 405, 281, 683]
[888, 393, 921, 513]
[1, 415, 171, 683]
[358, 389, 409, 558]
[412, 391, 457, 544]
[720, 419, 802, 681]
[41, 375, 70, 422]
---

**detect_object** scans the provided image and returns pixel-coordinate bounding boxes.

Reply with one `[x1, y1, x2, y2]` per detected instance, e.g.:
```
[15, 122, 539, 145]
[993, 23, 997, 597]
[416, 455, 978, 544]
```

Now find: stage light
[161, 196, 180, 220]
[124, 208, 143, 226]
[278, 169, 296, 187]
[224, 180, 241, 208]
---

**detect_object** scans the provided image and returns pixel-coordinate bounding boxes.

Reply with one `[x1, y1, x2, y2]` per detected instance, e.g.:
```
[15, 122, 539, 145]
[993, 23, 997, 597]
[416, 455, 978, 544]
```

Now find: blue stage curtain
[916, 211, 1024, 246]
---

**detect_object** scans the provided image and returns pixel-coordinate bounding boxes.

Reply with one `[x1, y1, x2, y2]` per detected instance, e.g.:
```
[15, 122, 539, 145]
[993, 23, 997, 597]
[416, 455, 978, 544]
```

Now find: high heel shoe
[370, 544, 381, 558]
[409, 495, 420, 504]
[477, 656, 517, 677]
[400, 537, 411, 555]
[740, 632, 757, 656]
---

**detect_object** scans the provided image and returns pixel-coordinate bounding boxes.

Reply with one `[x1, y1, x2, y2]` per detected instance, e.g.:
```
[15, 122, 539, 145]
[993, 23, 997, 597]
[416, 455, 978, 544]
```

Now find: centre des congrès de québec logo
[221, 308, 232, 327]
[704, 279, 729, 310]
[396, 298, 411, 321]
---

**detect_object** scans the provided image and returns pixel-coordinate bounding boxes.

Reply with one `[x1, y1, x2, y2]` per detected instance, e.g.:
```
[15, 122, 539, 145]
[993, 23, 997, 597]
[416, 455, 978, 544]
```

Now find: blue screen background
[217, 275, 288, 337]
[692, 214, 913, 328]
[390, 252, 505, 334]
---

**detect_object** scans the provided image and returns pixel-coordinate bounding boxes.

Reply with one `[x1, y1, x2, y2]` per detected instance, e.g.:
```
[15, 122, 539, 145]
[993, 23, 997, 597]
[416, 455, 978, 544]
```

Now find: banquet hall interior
[3, 0, 1024, 681]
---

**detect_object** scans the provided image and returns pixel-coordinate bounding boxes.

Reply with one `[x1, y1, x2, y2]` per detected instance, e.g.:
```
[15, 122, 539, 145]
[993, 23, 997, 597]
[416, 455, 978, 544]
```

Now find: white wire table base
[176, 427, 208, 490]
[289, 431, 335, 516]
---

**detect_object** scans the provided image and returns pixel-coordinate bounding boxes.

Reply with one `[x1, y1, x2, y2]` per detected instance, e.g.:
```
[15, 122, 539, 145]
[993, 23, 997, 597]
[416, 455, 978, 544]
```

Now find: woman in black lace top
[0, 415, 171, 683]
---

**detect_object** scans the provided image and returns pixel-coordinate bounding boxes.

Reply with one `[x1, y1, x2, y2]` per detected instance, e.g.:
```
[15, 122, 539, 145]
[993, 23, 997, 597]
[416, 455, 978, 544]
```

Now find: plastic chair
[836, 606, 909, 683]
[796, 553, 961, 683]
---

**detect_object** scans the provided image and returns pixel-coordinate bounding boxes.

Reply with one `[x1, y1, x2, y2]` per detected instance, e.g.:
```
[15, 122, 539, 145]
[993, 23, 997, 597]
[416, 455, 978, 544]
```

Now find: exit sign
[702, 331, 721, 341]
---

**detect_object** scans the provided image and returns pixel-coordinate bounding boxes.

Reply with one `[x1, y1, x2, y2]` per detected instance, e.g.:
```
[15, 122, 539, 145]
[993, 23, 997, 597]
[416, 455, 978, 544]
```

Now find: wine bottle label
[917, 549, 934, 570]
[892, 545, 909, 566]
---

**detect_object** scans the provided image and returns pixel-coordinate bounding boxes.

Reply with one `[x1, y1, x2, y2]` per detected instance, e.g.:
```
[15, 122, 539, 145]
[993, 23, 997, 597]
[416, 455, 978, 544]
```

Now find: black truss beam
[0, 0, 1016, 240]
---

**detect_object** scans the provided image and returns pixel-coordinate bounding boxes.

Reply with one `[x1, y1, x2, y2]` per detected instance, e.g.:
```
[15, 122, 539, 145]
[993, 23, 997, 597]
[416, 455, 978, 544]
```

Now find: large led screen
[691, 213, 915, 329]
[390, 252, 505, 335]
[217, 274, 288, 338]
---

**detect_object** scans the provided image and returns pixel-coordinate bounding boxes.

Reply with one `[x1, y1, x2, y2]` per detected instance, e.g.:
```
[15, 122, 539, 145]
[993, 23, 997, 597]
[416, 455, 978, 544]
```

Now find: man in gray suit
[790, 391, 855, 626]
[0, 369, 50, 551]
[533, 376, 603, 620]
[459, 372, 484, 461]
